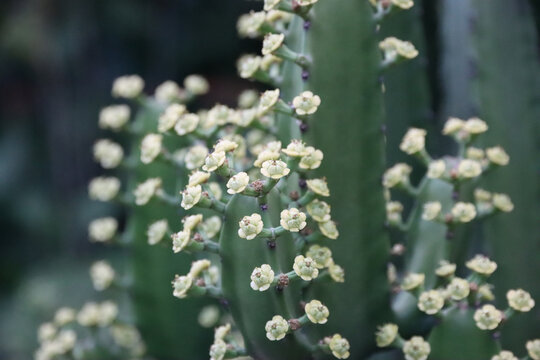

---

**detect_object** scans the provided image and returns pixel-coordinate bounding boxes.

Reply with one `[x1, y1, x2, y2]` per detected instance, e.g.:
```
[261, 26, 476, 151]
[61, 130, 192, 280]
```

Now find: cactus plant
[35, 1, 540, 360]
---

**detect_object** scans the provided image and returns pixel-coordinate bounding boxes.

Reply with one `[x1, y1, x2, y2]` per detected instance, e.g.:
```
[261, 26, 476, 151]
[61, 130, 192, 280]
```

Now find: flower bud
[159, 103, 186, 132]
[183, 214, 203, 231]
[90, 261, 115, 291]
[486, 146, 509, 166]
[88, 176, 120, 201]
[442, 117, 465, 135]
[328, 262, 345, 283]
[172, 230, 191, 253]
[188, 171, 210, 187]
[400, 128, 426, 155]
[154, 80, 182, 103]
[172, 274, 193, 298]
[493, 193, 514, 212]
[184, 74, 209, 95]
[386, 201, 403, 225]
[258, 89, 280, 115]
[527, 339, 540, 360]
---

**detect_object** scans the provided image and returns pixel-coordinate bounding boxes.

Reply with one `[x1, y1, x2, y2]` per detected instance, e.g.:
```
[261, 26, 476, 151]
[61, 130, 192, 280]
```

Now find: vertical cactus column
[307, 0, 391, 356]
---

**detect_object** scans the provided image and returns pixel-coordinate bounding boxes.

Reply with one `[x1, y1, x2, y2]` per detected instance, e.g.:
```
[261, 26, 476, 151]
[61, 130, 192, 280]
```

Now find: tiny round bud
[238, 213, 264, 240]
[265, 315, 289, 341]
[250, 264, 275, 291]
[292, 91, 321, 115]
[474, 304, 502, 330]
[376, 323, 398, 347]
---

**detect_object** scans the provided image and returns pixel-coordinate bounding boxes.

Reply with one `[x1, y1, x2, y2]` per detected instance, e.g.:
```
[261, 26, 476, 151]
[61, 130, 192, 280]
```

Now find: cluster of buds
[35, 301, 145, 360]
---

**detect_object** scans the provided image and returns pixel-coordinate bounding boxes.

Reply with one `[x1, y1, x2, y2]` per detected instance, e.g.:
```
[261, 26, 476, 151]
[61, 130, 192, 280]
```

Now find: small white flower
[258, 89, 280, 115]
[207, 104, 233, 127]
[172, 230, 191, 253]
[155, 80, 181, 103]
[400, 128, 426, 155]
[306, 200, 331, 222]
[492, 351, 518, 360]
[457, 159, 482, 178]
[199, 216, 222, 238]
[209, 339, 227, 360]
[435, 260, 456, 277]
[159, 103, 186, 132]
[442, 117, 465, 135]
[328, 262, 345, 282]
[293, 255, 319, 281]
[54, 307, 76, 326]
[319, 220, 339, 239]
[427, 160, 446, 178]
[451, 202, 476, 222]
[417, 290, 445, 315]
[280, 208, 307, 232]
[202, 151, 226, 172]
[299, 146, 323, 169]
[181, 185, 202, 210]
[112, 75, 144, 98]
[492, 193, 514, 212]
[227, 172, 250, 194]
[265, 315, 289, 341]
[383, 163, 412, 188]
[183, 214, 203, 231]
[238, 213, 264, 240]
[507, 289, 535, 312]
[188, 171, 210, 186]
[303, 300, 329, 324]
[292, 91, 321, 115]
[376, 324, 398, 347]
[90, 260, 115, 291]
[466, 254, 497, 275]
[328, 334, 351, 359]
[184, 74, 209, 95]
[401, 273, 425, 291]
[147, 219, 168, 245]
[172, 274, 193, 298]
[237, 55, 262, 79]
[88, 176, 120, 201]
[282, 139, 309, 157]
[89, 217, 118, 243]
[250, 264, 275, 291]
[380, 37, 418, 61]
[134, 178, 162, 206]
[486, 146, 509, 166]
[140, 133, 163, 164]
[464, 117, 488, 134]
[214, 139, 239, 153]
[306, 245, 332, 269]
[306, 178, 330, 197]
[185, 145, 209, 170]
[174, 113, 200, 135]
[38, 322, 56, 343]
[403, 336, 430, 360]
[262, 33, 285, 55]
[261, 159, 290, 179]
[527, 339, 540, 360]
[237, 11, 266, 38]
[474, 304, 502, 330]
[99, 105, 130, 130]
[93, 139, 124, 169]
[422, 201, 442, 221]
[264, 0, 281, 11]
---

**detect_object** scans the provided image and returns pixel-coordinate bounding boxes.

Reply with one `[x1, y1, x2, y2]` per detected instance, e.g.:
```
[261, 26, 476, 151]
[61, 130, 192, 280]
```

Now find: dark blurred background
[0, 1, 259, 358]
